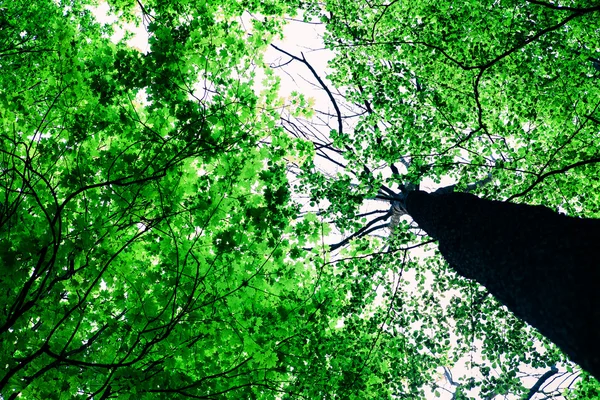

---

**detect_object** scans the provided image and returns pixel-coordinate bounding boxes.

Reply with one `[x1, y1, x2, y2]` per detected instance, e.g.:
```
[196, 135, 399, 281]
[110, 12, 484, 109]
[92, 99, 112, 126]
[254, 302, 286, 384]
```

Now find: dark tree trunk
[406, 190, 600, 379]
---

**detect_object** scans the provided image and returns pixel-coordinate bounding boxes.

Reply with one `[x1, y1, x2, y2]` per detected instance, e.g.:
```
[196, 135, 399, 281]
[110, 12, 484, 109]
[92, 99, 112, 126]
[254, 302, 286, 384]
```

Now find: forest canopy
[1, 0, 599, 399]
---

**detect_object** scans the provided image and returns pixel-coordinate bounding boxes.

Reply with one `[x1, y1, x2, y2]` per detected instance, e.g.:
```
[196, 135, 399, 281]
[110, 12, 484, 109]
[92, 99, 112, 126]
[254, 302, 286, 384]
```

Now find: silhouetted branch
[525, 366, 558, 400]
[507, 156, 600, 202]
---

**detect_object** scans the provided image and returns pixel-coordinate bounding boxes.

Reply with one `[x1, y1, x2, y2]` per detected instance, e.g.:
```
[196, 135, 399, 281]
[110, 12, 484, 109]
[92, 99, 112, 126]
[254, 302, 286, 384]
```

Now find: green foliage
[294, 0, 600, 398]
[319, 0, 600, 210]
[567, 371, 600, 399]
[0, 0, 367, 398]
[2, 0, 600, 398]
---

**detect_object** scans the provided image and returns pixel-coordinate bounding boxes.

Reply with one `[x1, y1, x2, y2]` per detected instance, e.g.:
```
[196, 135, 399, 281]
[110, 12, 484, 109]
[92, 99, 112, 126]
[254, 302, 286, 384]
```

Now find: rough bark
[405, 190, 600, 379]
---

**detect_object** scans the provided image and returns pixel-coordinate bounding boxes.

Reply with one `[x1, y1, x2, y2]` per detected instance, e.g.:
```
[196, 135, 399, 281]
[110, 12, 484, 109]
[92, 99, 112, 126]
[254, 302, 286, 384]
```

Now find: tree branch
[270, 44, 344, 136]
[507, 156, 600, 202]
[525, 366, 558, 400]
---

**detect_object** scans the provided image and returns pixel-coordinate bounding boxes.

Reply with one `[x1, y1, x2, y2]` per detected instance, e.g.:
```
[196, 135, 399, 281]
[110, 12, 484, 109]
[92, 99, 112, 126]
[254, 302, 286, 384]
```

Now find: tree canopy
[1, 0, 599, 399]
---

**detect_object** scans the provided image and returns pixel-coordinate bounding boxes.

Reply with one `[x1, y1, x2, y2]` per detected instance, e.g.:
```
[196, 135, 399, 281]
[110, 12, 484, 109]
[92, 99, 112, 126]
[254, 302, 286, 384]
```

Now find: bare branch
[270, 44, 344, 136]
[525, 366, 558, 400]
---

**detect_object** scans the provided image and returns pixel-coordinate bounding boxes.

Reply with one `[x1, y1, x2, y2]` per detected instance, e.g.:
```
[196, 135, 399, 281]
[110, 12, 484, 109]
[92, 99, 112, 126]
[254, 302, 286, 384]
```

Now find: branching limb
[507, 156, 600, 202]
[525, 366, 558, 400]
[328, 211, 393, 252]
[271, 44, 344, 136]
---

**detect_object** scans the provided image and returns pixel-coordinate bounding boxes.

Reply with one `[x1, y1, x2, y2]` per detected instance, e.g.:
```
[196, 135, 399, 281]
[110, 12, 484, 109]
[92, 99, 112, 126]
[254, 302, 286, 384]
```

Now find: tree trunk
[406, 190, 600, 378]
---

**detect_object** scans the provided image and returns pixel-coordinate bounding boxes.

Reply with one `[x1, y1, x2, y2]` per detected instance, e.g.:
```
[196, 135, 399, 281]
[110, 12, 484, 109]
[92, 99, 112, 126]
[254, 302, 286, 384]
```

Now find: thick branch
[525, 366, 558, 400]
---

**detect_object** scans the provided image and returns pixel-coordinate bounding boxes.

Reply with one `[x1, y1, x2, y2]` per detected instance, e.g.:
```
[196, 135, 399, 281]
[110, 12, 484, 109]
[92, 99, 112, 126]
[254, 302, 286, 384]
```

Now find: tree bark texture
[406, 190, 600, 379]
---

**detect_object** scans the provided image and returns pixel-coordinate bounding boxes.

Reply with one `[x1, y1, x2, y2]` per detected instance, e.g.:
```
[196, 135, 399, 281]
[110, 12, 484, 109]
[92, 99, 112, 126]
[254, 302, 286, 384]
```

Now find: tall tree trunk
[405, 190, 600, 378]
